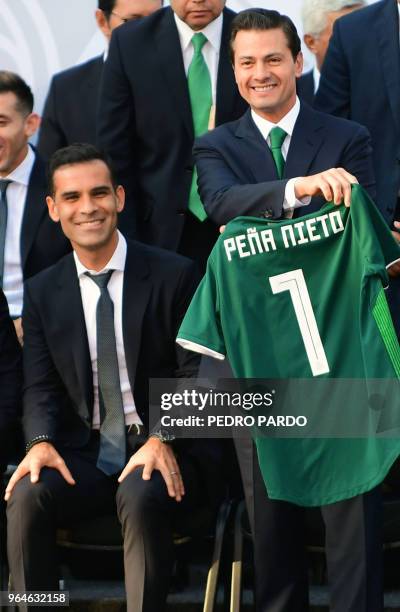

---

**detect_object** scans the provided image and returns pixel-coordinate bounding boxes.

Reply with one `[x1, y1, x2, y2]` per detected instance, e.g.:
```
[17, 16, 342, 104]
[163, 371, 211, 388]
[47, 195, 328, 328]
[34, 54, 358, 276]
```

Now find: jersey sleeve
[351, 185, 400, 282]
[176, 258, 226, 361]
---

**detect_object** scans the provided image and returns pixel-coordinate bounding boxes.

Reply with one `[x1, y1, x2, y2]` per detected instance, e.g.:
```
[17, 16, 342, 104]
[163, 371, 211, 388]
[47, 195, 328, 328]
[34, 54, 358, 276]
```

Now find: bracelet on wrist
[25, 435, 52, 454]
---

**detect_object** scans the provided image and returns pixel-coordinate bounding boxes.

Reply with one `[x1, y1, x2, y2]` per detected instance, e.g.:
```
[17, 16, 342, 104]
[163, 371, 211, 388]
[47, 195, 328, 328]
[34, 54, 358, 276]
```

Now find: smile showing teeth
[78, 219, 104, 226]
[253, 85, 275, 92]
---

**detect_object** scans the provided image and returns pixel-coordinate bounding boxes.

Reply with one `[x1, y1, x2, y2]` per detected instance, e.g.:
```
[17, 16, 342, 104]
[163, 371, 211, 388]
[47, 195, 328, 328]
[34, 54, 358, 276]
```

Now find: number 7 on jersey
[269, 269, 330, 377]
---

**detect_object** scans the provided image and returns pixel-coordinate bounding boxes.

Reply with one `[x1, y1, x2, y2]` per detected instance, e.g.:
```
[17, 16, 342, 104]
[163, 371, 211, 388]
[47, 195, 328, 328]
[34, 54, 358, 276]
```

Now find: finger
[325, 173, 343, 205]
[336, 167, 358, 184]
[142, 459, 155, 481]
[341, 180, 352, 208]
[394, 221, 400, 230]
[169, 458, 185, 497]
[55, 459, 76, 485]
[4, 465, 28, 501]
[317, 177, 333, 203]
[219, 225, 226, 234]
[30, 460, 43, 484]
[160, 466, 179, 499]
[118, 459, 139, 483]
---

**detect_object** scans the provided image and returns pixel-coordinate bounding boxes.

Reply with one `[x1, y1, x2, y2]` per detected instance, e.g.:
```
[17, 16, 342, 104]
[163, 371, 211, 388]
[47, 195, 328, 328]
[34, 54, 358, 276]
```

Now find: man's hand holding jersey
[294, 168, 358, 207]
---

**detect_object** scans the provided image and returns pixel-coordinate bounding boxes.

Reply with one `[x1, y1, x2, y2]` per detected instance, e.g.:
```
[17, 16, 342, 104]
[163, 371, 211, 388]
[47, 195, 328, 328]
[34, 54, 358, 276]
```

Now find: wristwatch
[149, 429, 175, 443]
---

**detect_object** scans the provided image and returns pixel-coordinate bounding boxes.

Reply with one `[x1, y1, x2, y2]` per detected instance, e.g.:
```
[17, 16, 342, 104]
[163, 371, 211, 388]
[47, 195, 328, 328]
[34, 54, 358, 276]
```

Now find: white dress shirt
[313, 65, 321, 94]
[74, 231, 142, 429]
[251, 97, 311, 214]
[2, 145, 35, 318]
[174, 12, 223, 106]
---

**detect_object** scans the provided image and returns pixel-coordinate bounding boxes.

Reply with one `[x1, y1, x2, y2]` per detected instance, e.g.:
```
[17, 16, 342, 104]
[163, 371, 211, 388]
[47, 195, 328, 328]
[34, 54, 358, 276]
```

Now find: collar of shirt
[74, 230, 127, 278]
[251, 96, 301, 148]
[174, 12, 223, 55]
[313, 65, 320, 94]
[4, 145, 35, 187]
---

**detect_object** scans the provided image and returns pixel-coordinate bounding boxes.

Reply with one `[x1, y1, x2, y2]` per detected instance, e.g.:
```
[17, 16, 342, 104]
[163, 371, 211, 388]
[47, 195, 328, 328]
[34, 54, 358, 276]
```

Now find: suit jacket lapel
[154, 8, 193, 140]
[284, 103, 325, 178]
[235, 110, 279, 182]
[215, 9, 237, 125]
[375, 0, 400, 135]
[20, 153, 47, 269]
[122, 243, 151, 400]
[56, 255, 93, 419]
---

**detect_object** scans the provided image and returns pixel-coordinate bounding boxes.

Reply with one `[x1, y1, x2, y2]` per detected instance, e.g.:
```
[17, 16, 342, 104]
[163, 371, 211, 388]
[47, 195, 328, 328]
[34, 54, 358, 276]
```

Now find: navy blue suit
[38, 56, 103, 160]
[296, 70, 315, 106]
[315, 0, 400, 336]
[193, 103, 375, 226]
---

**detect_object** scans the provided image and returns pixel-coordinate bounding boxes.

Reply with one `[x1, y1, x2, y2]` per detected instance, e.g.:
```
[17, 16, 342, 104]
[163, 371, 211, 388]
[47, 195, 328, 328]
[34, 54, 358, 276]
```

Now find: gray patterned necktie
[85, 270, 126, 475]
[0, 180, 12, 287]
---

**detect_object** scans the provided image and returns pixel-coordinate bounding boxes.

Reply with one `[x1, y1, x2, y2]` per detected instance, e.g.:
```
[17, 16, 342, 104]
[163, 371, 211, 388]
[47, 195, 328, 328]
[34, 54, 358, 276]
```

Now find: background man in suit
[315, 0, 400, 336]
[0, 289, 21, 474]
[37, 0, 162, 160]
[297, 0, 365, 105]
[5, 144, 218, 612]
[97, 0, 247, 271]
[0, 71, 70, 344]
[193, 9, 383, 611]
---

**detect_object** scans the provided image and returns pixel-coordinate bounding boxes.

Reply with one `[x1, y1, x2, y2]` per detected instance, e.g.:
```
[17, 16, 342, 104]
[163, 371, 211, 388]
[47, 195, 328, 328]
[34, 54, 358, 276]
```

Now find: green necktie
[187, 32, 212, 222]
[269, 126, 287, 179]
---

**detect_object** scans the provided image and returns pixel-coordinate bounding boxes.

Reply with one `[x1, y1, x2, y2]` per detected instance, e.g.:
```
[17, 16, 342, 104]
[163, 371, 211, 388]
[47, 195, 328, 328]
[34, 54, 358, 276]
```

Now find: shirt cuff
[283, 178, 311, 217]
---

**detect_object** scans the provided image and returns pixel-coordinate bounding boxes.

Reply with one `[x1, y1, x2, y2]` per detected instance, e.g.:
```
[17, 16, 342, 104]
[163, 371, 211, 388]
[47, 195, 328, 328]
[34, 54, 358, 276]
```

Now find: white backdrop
[0, 0, 378, 116]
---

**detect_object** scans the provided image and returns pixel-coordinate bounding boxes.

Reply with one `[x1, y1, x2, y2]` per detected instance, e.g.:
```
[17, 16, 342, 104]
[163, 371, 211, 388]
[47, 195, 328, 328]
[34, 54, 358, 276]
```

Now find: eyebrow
[238, 52, 283, 60]
[59, 184, 112, 198]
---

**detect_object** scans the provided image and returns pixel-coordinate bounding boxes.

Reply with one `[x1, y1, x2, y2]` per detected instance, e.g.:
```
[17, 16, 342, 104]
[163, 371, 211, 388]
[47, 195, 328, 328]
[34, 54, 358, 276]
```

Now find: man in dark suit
[97, 0, 247, 270]
[5, 143, 218, 612]
[315, 0, 400, 336]
[37, 0, 162, 161]
[0, 289, 21, 473]
[0, 71, 70, 344]
[297, 0, 365, 105]
[193, 9, 384, 611]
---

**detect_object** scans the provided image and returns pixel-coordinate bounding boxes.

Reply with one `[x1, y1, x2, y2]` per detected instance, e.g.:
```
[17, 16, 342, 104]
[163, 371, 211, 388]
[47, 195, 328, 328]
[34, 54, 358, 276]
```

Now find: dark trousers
[238, 440, 383, 612]
[7, 433, 202, 612]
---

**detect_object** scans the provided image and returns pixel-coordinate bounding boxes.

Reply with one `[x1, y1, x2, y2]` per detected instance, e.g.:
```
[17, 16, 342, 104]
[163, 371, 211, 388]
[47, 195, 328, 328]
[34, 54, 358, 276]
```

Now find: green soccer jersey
[177, 185, 400, 506]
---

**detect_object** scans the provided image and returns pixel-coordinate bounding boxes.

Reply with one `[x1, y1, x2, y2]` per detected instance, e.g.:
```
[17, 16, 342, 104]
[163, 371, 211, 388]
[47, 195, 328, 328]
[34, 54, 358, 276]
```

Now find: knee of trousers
[6, 475, 55, 528]
[116, 467, 169, 527]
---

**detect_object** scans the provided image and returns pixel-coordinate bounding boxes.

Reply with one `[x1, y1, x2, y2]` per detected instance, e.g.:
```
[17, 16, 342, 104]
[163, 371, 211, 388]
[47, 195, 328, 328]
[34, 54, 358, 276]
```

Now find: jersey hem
[262, 446, 400, 507]
[176, 336, 225, 360]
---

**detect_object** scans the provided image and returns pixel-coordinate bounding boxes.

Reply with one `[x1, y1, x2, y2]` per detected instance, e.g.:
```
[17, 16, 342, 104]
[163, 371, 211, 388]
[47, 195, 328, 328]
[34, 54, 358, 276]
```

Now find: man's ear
[95, 9, 112, 41]
[24, 113, 40, 139]
[46, 195, 60, 222]
[294, 51, 304, 78]
[303, 34, 318, 55]
[115, 185, 125, 213]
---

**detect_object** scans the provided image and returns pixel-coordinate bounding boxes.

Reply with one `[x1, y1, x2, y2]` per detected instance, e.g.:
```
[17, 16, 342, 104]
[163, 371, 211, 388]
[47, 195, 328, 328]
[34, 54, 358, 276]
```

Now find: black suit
[296, 70, 315, 105]
[193, 104, 383, 612]
[37, 56, 103, 160]
[7, 240, 220, 612]
[19, 152, 71, 284]
[0, 290, 21, 471]
[315, 0, 400, 336]
[97, 7, 247, 268]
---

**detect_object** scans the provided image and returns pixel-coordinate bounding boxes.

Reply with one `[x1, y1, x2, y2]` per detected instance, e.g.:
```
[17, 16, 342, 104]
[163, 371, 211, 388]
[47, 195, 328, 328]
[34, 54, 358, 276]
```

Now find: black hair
[0, 71, 34, 115]
[48, 143, 118, 196]
[230, 9, 301, 62]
